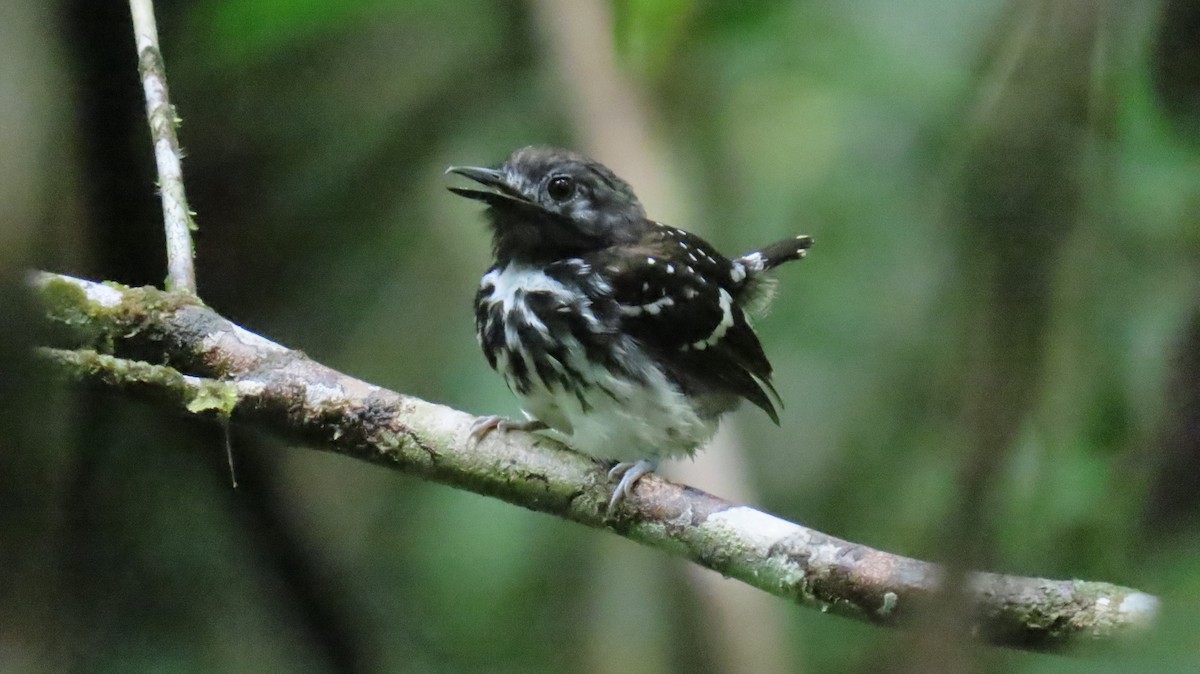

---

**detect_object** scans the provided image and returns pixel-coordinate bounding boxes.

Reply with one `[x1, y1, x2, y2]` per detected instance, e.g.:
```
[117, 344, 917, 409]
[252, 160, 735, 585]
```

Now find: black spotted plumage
[449, 146, 812, 506]
[583, 225, 782, 423]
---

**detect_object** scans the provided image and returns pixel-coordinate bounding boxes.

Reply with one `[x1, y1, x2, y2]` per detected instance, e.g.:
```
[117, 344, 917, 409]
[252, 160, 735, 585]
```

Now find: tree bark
[29, 271, 1158, 652]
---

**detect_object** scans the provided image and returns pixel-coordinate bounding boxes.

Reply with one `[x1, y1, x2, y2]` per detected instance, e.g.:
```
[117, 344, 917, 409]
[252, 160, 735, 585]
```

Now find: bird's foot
[606, 459, 658, 510]
[468, 415, 548, 443]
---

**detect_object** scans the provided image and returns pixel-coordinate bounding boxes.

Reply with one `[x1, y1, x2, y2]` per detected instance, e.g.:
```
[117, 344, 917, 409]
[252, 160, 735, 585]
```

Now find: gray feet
[607, 459, 658, 509]
[468, 415, 548, 443]
[470, 418, 656, 510]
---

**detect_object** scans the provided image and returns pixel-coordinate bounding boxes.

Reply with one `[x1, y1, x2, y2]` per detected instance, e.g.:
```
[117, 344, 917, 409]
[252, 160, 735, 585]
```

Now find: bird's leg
[468, 415, 548, 443]
[606, 459, 658, 509]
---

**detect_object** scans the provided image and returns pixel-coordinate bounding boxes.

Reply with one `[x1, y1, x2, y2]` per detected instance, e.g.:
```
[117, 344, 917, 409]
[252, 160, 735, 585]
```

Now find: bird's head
[448, 146, 647, 264]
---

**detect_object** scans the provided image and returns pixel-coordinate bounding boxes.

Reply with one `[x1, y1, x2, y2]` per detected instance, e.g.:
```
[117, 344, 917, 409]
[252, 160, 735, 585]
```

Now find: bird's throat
[488, 208, 602, 267]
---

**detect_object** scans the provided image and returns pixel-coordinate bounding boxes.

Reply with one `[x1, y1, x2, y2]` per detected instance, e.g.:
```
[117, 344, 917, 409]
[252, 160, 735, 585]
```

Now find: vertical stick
[129, 0, 197, 293]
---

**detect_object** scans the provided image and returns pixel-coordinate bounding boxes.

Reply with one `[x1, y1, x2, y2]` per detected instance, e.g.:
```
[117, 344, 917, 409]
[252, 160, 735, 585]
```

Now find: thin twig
[30, 271, 1160, 651]
[129, 0, 197, 293]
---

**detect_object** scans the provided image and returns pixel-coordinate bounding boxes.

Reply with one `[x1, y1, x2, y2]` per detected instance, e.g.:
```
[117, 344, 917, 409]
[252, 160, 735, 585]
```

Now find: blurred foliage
[3, 0, 1200, 671]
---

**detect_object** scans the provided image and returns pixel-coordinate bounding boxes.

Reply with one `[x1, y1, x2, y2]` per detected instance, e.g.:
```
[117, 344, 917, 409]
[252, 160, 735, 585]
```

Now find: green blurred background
[2, 0, 1199, 671]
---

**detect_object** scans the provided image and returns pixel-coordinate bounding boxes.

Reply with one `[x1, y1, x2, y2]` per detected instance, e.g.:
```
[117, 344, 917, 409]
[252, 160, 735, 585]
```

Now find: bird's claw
[606, 459, 658, 510]
[468, 415, 547, 444]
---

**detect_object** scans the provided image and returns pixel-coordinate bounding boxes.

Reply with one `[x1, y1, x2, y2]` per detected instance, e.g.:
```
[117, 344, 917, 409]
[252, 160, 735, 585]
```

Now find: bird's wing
[583, 237, 780, 423]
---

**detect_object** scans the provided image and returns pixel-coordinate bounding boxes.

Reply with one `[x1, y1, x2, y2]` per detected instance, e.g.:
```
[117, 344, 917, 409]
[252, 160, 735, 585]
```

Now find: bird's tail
[733, 235, 812, 317]
[736, 235, 813, 273]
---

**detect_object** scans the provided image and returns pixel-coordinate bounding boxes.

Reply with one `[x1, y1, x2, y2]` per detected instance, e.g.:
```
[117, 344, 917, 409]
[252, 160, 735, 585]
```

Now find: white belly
[512, 337, 718, 461]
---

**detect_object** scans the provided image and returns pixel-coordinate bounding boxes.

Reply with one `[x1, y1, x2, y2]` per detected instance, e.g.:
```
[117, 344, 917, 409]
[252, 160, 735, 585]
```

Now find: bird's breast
[475, 264, 599, 396]
[473, 262, 719, 458]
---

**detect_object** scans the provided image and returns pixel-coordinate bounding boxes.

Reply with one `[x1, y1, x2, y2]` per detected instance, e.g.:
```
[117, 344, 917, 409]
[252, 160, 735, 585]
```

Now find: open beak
[445, 166, 528, 206]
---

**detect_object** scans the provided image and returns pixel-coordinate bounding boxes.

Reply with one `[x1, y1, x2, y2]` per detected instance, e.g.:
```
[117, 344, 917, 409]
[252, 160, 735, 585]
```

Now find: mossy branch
[30, 271, 1159, 651]
[129, 0, 197, 293]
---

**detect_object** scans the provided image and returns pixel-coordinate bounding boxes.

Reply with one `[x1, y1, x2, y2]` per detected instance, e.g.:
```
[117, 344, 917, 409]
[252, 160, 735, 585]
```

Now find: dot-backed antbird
[448, 146, 812, 508]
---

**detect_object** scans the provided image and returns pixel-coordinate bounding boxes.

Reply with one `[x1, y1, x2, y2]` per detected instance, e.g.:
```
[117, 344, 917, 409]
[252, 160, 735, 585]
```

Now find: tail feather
[737, 235, 813, 273]
[732, 235, 812, 317]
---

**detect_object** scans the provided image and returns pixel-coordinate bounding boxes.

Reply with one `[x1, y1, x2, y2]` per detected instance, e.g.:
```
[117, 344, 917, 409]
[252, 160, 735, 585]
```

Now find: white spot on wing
[620, 295, 675, 317]
[689, 288, 734, 350]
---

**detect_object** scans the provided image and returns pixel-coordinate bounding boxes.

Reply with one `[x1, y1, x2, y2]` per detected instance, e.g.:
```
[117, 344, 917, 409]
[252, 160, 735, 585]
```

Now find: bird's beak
[445, 166, 527, 206]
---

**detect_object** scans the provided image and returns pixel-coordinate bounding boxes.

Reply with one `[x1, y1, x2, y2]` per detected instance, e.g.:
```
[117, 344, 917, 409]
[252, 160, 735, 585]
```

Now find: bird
[447, 146, 812, 509]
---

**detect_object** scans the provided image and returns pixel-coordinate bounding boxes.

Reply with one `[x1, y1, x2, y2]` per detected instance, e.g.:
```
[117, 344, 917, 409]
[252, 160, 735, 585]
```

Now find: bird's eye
[547, 175, 575, 202]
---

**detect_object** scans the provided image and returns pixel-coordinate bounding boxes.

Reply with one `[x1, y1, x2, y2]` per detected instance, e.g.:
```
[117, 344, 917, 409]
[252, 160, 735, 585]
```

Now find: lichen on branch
[30, 271, 1159, 651]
